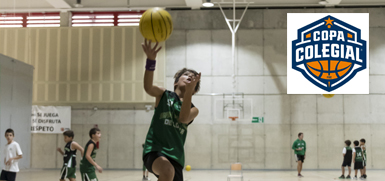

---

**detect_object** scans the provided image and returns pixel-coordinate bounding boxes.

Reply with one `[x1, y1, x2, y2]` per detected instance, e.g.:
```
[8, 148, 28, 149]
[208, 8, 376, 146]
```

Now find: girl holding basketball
[141, 39, 201, 181]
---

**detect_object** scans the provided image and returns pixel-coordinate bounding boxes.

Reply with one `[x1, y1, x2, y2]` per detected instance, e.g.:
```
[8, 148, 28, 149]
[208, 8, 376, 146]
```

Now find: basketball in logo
[306, 60, 352, 87]
[291, 15, 367, 92]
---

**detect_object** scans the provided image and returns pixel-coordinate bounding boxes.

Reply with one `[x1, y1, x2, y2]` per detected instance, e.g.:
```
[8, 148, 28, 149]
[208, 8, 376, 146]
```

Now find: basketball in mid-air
[139, 7, 173, 42]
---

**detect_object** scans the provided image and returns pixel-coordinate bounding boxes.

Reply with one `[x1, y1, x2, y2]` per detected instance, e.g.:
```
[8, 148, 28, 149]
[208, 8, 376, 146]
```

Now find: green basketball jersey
[355, 146, 363, 162]
[363, 146, 367, 161]
[143, 90, 195, 167]
[63, 141, 77, 168]
[80, 140, 97, 173]
[292, 139, 306, 156]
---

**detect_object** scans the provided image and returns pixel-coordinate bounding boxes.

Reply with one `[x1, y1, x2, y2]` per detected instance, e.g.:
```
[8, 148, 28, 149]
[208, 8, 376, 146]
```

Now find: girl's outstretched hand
[142, 39, 162, 60]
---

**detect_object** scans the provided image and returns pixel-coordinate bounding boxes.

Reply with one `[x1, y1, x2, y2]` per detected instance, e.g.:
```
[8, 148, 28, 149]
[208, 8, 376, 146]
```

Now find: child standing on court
[360, 138, 367, 179]
[353, 140, 364, 180]
[57, 130, 84, 181]
[0, 129, 23, 181]
[339, 140, 353, 179]
[80, 128, 103, 181]
[292, 132, 306, 177]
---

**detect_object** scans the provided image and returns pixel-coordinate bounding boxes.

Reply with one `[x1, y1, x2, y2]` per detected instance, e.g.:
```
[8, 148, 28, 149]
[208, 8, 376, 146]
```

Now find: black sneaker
[346, 175, 351, 179]
[339, 175, 345, 179]
[354, 176, 358, 180]
[364, 174, 367, 179]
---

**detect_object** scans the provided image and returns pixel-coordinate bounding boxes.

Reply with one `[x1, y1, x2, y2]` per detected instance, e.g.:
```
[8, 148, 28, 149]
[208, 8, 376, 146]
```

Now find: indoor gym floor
[16, 169, 383, 181]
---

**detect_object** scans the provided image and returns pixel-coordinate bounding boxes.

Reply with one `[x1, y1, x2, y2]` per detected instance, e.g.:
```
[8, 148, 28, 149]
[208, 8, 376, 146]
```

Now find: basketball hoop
[229, 116, 238, 121]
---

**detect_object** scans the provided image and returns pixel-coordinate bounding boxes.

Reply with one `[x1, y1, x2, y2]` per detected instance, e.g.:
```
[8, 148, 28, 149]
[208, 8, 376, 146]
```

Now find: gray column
[60, 11, 72, 27]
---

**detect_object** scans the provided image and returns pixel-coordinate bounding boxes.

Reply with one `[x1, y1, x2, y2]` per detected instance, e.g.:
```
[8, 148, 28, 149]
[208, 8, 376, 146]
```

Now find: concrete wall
[31, 7, 385, 170]
[0, 54, 33, 169]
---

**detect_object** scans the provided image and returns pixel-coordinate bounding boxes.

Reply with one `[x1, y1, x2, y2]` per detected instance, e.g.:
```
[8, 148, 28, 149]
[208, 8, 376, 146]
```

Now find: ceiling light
[202, 0, 214, 7]
[319, 0, 328, 5]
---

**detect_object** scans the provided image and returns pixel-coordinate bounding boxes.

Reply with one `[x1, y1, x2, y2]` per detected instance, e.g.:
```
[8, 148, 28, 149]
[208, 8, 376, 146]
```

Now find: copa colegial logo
[287, 14, 369, 94]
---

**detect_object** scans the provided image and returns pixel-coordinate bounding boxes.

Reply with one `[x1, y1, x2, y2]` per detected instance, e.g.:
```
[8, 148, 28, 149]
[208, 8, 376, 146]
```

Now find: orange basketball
[306, 60, 352, 80]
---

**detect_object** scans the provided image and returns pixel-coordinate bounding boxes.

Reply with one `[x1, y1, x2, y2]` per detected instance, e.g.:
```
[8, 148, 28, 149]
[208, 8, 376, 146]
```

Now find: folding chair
[227, 163, 243, 181]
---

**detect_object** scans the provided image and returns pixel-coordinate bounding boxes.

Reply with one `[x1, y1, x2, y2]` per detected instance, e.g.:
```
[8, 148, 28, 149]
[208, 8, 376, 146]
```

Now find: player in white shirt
[0, 129, 23, 181]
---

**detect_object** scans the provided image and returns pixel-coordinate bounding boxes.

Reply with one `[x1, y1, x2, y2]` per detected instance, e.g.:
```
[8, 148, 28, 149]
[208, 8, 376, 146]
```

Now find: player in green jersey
[141, 39, 201, 181]
[353, 140, 364, 180]
[292, 132, 306, 177]
[80, 128, 102, 181]
[57, 130, 84, 181]
[360, 138, 367, 179]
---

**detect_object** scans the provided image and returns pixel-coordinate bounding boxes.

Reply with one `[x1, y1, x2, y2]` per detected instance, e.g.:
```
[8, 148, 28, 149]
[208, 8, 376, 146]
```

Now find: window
[71, 11, 144, 27]
[0, 11, 144, 28]
[26, 13, 61, 27]
[0, 13, 60, 28]
[0, 14, 24, 28]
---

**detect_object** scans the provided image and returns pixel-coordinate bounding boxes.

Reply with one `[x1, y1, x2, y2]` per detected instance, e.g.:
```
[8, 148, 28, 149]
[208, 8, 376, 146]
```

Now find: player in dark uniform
[339, 140, 353, 179]
[141, 39, 201, 181]
[80, 128, 102, 181]
[353, 140, 364, 180]
[57, 130, 84, 181]
[360, 138, 367, 179]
